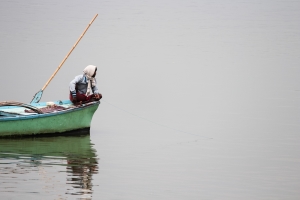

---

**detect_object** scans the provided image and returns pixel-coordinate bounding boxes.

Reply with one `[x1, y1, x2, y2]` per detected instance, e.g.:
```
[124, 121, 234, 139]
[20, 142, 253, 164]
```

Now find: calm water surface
[0, 0, 300, 199]
[0, 135, 98, 199]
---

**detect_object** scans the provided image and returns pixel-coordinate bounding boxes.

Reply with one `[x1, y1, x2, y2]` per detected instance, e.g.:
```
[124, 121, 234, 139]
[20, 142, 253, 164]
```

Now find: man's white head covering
[83, 65, 97, 95]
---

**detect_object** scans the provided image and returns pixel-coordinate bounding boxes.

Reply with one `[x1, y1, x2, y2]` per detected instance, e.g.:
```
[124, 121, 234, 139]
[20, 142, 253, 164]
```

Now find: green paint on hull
[0, 102, 99, 137]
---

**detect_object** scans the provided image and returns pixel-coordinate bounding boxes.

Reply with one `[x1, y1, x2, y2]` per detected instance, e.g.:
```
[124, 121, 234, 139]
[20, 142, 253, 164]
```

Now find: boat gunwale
[0, 101, 100, 122]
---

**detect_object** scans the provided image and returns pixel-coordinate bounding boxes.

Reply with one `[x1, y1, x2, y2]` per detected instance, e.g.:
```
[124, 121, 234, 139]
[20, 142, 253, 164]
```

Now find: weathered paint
[30, 89, 43, 104]
[0, 101, 99, 137]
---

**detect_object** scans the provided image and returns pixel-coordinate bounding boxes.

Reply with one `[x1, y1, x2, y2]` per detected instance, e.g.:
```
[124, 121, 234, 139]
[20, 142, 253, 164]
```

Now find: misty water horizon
[0, 0, 299, 199]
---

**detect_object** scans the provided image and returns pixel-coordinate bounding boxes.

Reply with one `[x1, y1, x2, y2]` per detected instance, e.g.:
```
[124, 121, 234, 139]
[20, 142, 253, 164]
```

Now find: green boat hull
[0, 101, 99, 137]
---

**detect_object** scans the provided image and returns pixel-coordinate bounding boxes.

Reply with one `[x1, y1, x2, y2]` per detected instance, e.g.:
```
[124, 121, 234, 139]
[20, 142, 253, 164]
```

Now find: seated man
[69, 65, 102, 103]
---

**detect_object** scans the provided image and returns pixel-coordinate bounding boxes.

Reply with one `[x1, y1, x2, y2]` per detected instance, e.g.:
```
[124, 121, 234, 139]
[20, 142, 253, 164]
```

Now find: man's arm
[92, 78, 99, 94]
[69, 75, 83, 101]
[92, 79, 102, 100]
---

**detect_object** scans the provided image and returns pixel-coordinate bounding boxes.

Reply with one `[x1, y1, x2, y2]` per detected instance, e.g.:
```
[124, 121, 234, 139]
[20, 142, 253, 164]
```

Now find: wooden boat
[0, 15, 100, 138]
[0, 100, 100, 137]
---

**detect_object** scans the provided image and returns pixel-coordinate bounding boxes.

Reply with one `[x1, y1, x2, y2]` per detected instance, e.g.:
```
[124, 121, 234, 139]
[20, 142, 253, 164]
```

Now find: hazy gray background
[0, 0, 300, 199]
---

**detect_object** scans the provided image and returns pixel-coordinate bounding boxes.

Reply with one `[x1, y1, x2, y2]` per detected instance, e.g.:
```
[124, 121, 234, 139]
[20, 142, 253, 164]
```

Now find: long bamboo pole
[42, 14, 98, 91]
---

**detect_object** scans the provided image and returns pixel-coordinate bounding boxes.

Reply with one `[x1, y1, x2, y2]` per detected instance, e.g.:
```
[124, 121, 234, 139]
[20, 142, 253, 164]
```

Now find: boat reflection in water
[0, 133, 98, 199]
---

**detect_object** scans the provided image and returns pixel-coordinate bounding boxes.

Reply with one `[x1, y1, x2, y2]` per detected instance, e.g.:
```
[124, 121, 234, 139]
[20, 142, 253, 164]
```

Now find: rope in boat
[102, 100, 212, 139]
[0, 101, 43, 114]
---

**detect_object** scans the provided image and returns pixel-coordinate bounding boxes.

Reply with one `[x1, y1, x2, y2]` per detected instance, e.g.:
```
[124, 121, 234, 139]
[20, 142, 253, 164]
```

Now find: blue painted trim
[30, 99, 73, 107]
[0, 111, 19, 117]
[0, 100, 73, 110]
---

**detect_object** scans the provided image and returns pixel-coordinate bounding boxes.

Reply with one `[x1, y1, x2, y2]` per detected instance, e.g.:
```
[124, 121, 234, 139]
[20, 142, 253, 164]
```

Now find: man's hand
[94, 94, 100, 100]
[72, 96, 77, 103]
[94, 93, 102, 100]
